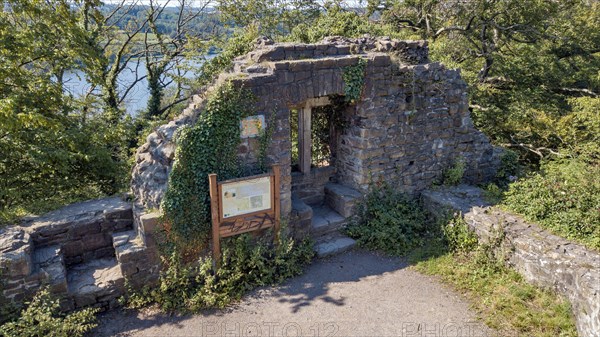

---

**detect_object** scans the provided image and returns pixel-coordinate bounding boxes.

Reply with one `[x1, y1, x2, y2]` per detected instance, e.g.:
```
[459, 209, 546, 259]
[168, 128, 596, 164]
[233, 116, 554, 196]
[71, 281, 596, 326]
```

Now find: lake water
[63, 55, 215, 115]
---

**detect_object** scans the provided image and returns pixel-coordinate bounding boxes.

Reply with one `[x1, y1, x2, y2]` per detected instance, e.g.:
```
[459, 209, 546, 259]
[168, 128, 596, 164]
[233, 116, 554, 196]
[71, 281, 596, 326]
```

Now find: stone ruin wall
[0, 197, 162, 315]
[3, 38, 597, 330]
[132, 36, 501, 231]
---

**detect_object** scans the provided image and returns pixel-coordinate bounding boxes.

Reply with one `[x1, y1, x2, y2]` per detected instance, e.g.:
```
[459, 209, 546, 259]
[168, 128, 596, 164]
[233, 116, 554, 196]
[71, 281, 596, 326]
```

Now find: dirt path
[94, 250, 492, 337]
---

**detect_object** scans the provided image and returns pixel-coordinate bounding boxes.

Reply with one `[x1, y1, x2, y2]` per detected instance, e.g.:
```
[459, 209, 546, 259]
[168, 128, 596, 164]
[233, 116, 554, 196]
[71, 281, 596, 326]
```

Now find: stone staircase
[293, 183, 362, 258]
[0, 197, 160, 313]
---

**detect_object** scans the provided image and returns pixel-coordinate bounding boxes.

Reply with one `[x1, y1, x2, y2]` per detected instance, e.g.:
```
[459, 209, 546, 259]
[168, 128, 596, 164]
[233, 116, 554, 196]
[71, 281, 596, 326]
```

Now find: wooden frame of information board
[209, 165, 281, 268]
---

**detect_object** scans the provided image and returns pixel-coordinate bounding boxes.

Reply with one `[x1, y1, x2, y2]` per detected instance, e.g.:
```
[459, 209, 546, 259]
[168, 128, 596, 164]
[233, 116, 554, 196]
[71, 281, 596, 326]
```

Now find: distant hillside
[102, 4, 225, 40]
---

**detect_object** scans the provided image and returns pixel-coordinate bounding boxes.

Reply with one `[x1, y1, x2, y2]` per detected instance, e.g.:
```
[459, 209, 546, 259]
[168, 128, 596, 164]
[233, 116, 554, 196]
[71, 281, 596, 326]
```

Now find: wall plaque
[240, 115, 265, 138]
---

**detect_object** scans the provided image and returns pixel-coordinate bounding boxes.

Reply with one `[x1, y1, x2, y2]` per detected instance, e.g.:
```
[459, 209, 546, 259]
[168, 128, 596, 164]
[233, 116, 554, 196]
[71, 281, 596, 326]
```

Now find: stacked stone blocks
[0, 197, 161, 313]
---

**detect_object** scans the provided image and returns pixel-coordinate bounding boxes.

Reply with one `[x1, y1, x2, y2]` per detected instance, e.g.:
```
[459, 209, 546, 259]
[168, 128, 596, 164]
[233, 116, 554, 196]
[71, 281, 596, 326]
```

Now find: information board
[209, 165, 281, 269]
[220, 176, 272, 218]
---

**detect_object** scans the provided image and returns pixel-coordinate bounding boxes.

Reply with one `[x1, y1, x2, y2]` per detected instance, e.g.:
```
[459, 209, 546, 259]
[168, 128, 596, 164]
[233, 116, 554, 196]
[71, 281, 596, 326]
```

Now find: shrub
[0, 288, 99, 337]
[441, 213, 479, 253]
[503, 157, 600, 251]
[441, 157, 466, 186]
[495, 149, 521, 187]
[125, 233, 314, 312]
[345, 182, 427, 255]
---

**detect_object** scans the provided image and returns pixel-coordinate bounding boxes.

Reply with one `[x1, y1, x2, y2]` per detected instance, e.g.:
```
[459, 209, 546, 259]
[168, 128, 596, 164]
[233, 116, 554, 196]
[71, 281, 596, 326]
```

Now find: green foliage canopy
[0, 0, 130, 223]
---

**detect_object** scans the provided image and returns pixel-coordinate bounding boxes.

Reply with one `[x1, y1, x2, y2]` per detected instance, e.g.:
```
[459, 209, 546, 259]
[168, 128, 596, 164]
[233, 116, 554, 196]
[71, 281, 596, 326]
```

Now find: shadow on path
[93, 250, 408, 336]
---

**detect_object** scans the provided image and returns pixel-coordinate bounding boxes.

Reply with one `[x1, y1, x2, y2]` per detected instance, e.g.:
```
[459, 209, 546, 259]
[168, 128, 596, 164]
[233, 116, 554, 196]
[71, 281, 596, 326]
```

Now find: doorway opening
[290, 96, 345, 174]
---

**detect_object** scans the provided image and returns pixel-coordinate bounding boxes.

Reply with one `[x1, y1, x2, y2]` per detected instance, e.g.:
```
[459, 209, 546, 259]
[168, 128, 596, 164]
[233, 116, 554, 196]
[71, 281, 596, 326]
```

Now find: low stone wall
[421, 185, 600, 337]
[114, 206, 162, 289]
[0, 197, 162, 314]
[22, 197, 133, 266]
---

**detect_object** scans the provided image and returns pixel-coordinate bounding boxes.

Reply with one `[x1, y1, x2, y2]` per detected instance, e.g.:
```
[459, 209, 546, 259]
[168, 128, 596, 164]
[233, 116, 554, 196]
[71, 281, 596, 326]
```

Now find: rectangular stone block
[140, 213, 161, 234]
[62, 241, 83, 258]
[104, 206, 133, 221]
[82, 233, 111, 251]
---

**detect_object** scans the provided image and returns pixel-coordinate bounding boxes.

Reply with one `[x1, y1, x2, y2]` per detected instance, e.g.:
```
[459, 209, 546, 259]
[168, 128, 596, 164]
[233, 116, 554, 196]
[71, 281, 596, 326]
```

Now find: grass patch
[410, 216, 578, 337]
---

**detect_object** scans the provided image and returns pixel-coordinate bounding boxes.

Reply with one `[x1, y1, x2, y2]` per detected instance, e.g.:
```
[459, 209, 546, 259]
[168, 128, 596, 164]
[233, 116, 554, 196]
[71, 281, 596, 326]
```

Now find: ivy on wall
[343, 58, 367, 103]
[160, 82, 254, 249]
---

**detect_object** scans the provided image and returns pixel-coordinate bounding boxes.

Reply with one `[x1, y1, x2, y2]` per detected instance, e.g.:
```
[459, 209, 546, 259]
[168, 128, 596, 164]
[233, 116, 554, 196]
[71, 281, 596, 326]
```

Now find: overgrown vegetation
[125, 234, 314, 312]
[440, 157, 466, 186]
[411, 214, 578, 337]
[503, 157, 600, 251]
[0, 288, 99, 337]
[342, 58, 367, 103]
[344, 179, 577, 336]
[160, 82, 254, 250]
[285, 4, 398, 43]
[0, 2, 256, 226]
[345, 181, 427, 256]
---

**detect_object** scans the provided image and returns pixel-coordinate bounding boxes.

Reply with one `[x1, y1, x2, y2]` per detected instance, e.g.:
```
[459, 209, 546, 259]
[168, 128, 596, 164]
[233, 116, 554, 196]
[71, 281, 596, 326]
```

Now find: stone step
[65, 257, 124, 311]
[112, 230, 160, 288]
[314, 232, 356, 258]
[31, 245, 67, 294]
[324, 183, 362, 218]
[310, 205, 347, 238]
[291, 197, 313, 237]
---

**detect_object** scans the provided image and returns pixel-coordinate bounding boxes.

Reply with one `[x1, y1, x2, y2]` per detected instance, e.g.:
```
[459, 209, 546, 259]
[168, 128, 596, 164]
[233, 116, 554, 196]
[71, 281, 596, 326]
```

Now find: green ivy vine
[160, 82, 254, 249]
[343, 58, 367, 103]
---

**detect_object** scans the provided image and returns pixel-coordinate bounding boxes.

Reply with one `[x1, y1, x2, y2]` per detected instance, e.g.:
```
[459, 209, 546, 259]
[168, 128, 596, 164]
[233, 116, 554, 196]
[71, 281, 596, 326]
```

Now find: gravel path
[93, 250, 493, 337]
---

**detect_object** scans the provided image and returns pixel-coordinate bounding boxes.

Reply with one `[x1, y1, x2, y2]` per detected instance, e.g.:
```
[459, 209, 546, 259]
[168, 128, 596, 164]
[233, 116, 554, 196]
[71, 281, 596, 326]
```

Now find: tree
[0, 0, 129, 222]
[371, 0, 599, 162]
[217, 0, 321, 38]
[142, 0, 214, 120]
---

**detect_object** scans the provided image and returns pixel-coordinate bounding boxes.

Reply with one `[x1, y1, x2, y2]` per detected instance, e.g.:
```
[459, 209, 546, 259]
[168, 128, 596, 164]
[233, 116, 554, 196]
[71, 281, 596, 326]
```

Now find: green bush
[345, 182, 427, 255]
[125, 234, 314, 312]
[441, 157, 466, 186]
[495, 149, 521, 187]
[503, 157, 600, 251]
[0, 288, 99, 337]
[441, 213, 479, 253]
